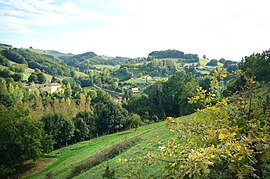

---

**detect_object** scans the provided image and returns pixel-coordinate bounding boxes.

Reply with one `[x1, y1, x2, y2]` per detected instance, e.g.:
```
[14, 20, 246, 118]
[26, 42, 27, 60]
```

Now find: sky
[0, 0, 269, 61]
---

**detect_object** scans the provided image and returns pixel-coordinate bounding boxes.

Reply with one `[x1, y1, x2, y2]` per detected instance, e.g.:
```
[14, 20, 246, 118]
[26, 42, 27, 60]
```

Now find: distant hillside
[26, 48, 73, 61]
[148, 49, 199, 62]
[59, 52, 129, 71]
[0, 43, 12, 48]
[109, 56, 129, 65]
[0, 48, 72, 77]
[60, 51, 97, 63]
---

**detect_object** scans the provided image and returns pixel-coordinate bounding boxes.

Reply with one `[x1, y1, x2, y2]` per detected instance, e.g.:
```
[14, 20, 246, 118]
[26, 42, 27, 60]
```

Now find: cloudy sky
[0, 0, 269, 60]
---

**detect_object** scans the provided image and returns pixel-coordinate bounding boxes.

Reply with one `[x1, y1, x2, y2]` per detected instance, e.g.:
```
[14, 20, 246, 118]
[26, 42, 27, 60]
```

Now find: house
[131, 88, 140, 94]
[142, 75, 151, 80]
[40, 83, 61, 94]
[153, 76, 161, 81]
[203, 66, 217, 71]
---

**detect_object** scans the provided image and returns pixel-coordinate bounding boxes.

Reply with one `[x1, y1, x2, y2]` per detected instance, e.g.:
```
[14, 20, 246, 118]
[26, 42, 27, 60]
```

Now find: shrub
[123, 70, 270, 178]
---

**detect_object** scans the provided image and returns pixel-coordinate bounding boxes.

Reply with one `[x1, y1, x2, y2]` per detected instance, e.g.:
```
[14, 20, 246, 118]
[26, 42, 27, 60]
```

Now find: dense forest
[0, 45, 269, 178]
[148, 49, 199, 62]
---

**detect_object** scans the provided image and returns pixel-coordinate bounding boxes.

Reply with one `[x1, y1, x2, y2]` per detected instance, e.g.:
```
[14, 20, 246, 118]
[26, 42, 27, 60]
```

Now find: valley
[0, 43, 269, 178]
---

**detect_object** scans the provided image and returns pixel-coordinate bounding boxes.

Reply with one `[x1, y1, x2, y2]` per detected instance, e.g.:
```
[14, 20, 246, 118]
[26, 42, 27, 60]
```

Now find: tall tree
[42, 113, 74, 148]
[0, 108, 51, 175]
[95, 100, 128, 134]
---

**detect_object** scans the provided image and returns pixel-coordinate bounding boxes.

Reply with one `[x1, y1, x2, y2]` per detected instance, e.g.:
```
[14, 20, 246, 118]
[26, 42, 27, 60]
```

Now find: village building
[202, 66, 217, 71]
[40, 83, 62, 94]
[131, 87, 140, 94]
[153, 76, 161, 81]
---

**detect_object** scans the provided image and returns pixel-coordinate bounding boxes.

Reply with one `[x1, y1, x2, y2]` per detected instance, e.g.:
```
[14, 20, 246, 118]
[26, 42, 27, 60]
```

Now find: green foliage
[126, 70, 270, 178]
[178, 77, 202, 115]
[41, 113, 75, 148]
[0, 68, 12, 78]
[225, 50, 269, 96]
[1, 48, 72, 76]
[206, 59, 218, 66]
[62, 77, 77, 88]
[1, 49, 27, 64]
[126, 71, 201, 121]
[28, 72, 46, 84]
[60, 51, 129, 72]
[0, 108, 50, 176]
[107, 56, 129, 65]
[116, 67, 133, 80]
[74, 111, 96, 139]
[102, 163, 116, 179]
[11, 73, 23, 82]
[238, 49, 270, 82]
[219, 58, 226, 63]
[73, 117, 90, 142]
[0, 79, 25, 107]
[95, 100, 129, 134]
[148, 49, 199, 62]
[148, 80, 166, 120]
[126, 94, 151, 120]
[60, 51, 97, 64]
[0, 55, 10, 66]
[10, 63, 27, 73]
[128, 113, 142, 129]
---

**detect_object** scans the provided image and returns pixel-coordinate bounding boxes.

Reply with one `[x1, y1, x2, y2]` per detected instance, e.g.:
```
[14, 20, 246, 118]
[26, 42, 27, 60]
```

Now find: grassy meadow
[24, 114, 193, 178]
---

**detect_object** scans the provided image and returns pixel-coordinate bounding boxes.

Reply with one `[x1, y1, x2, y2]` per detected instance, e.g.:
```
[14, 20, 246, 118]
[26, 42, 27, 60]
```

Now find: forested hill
[0, 43, 12, 47]
[148, 49, 199, 62]
[59, 52, 129, 71]
[60, 51, 97, 64]
[0, 47, 72, 76]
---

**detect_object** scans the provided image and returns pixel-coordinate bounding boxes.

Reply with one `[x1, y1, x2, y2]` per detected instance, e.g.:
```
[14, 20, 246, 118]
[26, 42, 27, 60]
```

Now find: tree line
[148, 49, 199, 62]
[1, 48, 72, 77]
[0, 78, 141, 177]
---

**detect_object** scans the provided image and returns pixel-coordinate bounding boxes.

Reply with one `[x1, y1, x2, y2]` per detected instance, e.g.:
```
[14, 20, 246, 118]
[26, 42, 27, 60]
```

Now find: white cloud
[0, 0, 114, 31]
[0, 0, 269, 60]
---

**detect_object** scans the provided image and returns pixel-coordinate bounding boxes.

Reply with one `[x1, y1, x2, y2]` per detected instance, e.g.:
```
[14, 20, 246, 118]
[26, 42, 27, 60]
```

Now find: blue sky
[0, 0, 269, 60]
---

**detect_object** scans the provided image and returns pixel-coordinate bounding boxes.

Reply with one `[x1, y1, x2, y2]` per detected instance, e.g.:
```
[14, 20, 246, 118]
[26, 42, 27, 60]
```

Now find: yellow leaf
[218, 133, 225, 140]
[230, 132, 236, 137]
[220, 73, 227, 79]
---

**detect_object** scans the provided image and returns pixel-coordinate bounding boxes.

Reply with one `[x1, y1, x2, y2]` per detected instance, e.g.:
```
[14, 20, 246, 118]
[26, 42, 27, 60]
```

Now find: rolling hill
[23, 114, 194, 178]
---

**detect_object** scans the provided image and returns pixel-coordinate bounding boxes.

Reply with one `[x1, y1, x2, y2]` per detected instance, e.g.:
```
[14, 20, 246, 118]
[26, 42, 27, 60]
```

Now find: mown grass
[74, 71, 88, 77]
[68, 137, 139, 178]
[125, 77, 148, 84]
[26, 120, 178, 179]
[76, 114, 194, 178]
[93, 64, 120, 69]
[197, 69, 210, 75]
[199, 58, 210, 66]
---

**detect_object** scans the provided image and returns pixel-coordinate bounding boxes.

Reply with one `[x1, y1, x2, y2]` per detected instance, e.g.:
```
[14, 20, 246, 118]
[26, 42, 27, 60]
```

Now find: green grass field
[0, 64, 9, 70]
[199, 58, 209, 66]
[74, 71, 88, 77]
[197, 69, 210, 75]
[25, 114, 194, 179]
[27, 48, 73, 60]
[125, 77, 147, 84]
[93, 64, 120, 69]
